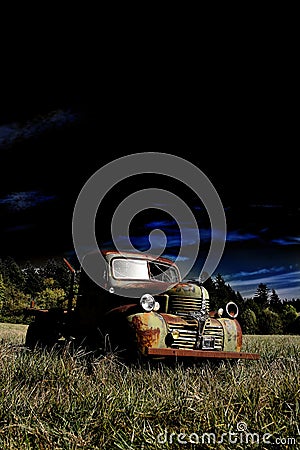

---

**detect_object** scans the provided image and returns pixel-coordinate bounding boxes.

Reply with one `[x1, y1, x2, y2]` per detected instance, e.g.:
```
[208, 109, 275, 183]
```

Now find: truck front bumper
[146, 347, 260, 360]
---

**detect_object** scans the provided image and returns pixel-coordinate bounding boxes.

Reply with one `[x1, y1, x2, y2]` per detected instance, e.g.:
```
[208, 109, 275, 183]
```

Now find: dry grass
[0, 330, 299, 449]
[0, 322, 28, 344]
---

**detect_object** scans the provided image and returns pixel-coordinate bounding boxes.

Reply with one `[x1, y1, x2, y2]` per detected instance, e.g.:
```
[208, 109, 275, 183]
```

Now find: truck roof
[102, 249, 178, 267]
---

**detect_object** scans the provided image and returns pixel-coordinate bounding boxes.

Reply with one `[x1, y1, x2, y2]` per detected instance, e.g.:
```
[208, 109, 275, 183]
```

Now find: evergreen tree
[235, 291, 246, 315]
[203, 276, 217, 311]
[244, 297, 260, 315]
[254, 283, 270, 309]
[212, 273, 241, 313]
[0, 256, 25, 290]
[269, 288, 282, 312]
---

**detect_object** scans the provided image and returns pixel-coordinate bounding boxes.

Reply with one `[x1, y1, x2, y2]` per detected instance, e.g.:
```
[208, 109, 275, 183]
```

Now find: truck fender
[127, 312, 168, 355]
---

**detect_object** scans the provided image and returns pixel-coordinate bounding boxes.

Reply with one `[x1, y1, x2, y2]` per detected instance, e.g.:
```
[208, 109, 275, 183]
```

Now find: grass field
[0, 324, 299, 449]
[0, 322, 28, 344]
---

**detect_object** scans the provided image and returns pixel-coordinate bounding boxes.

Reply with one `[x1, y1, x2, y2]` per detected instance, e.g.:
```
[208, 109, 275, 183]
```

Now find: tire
[25, 321, 59, 350]
[25, 322, 41, 349]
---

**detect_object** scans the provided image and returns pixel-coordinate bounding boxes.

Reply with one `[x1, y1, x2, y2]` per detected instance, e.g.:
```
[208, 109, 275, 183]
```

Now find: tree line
[0, 257, 73, 324]
[0, 256, 299, 334]
[203, 274, 300, 335]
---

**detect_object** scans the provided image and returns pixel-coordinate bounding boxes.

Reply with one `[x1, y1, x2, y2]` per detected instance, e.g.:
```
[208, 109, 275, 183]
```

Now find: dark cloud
[0, 191, 56, 211]
[272, 237, 300, 246]
[0, 84, 299, 299]
[0, 110, 79, 149]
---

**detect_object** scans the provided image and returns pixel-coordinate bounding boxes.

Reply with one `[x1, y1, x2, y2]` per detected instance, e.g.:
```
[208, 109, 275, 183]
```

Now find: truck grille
[202, 320, 224, 350]
[169, 296, 210, 315]
[167, 321, 197, 349]
[167, 319, 224, 351]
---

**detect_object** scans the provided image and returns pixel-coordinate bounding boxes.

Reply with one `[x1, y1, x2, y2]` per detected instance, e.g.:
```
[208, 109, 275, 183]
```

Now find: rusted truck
[24, 250, 260, 361]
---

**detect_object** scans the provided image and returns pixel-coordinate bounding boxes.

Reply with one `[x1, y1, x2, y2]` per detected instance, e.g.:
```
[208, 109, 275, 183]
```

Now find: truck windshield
[112, 258, 180, 283]
[112, 259, 149, 280]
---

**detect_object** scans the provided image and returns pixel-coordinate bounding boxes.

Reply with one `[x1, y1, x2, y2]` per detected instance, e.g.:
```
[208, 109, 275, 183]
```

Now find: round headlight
[226, 301, 239, 318]
[140, 294, 155, 312]
[153, 301, 160, 312]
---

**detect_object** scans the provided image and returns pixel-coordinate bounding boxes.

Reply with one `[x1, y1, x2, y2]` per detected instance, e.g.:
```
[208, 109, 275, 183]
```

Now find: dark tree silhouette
[254, 283, 270, 309]
[269, 288, 282, 312]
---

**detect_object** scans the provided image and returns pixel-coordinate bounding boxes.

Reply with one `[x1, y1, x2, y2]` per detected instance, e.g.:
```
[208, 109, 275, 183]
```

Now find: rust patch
[235, 319, 243, 351]
[174, 283, 194, 292]
[146, 347, 260, 360]
[209, 317, 222, 328]
[221, 318, 242, 352]
[132, 315, 160, 348]
[138, 327, 160, 348]
[106, 304, 137, 315]
[160, 313, 187, 325]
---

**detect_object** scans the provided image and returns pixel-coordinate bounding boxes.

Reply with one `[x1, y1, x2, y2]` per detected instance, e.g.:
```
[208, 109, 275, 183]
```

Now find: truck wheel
[25, 322, 59, 350]
[25, 322, 42, 349]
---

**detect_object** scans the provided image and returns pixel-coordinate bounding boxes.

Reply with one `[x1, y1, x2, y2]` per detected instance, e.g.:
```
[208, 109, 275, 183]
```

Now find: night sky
[0, 70, 298, 300]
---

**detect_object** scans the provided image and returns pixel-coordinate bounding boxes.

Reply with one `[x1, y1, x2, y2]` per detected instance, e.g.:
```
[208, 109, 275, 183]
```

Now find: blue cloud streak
[0, 191, 55, 211]
[0, 110, 79, 148]
[224, 266, 300, 299]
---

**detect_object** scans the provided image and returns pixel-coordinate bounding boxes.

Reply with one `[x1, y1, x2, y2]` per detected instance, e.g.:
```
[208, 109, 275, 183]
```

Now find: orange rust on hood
[118, 281, 176, 293]
[160, 313, 189, 325]
[106, 304, 137, 315]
